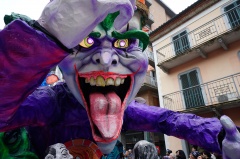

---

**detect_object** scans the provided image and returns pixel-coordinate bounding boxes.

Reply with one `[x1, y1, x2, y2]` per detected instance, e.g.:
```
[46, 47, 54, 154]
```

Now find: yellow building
[151, 0, 240, 155]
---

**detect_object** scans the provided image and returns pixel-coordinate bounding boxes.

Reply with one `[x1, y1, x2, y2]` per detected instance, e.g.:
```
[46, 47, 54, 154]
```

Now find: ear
[45, 154, 54, 159]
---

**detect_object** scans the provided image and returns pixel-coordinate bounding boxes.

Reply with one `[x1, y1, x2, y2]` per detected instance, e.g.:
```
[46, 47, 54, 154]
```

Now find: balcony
[146, 12, 154, 25]
[156, 5, 240, 73]
[140, 75, 158, 92]
[145, 0, 152, 7]
[163, 73, 240, 112]
[144, 49, 155, 65]
[136, 0, 149, 18]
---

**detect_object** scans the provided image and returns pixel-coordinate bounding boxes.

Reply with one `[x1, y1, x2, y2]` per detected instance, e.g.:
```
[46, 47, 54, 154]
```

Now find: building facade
[120, 0, 175, 156]
[151, 0, 240, 155]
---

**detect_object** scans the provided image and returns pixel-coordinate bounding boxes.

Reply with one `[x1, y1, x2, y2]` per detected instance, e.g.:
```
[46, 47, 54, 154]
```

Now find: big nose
[92, 50, 119, 69]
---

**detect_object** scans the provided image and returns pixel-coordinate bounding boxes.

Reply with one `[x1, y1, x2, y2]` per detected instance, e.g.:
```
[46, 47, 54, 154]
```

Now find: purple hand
[220, 115, 240, 159]
[113, 0, 136, 30]
[38, 0, 135, 48]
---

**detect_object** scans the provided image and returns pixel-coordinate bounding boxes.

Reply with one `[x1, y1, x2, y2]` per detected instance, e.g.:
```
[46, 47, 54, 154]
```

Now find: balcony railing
[146, 0, 152, 7]
[144, 75, 157, 87]
[163, 73, 240, 111]
[157, 5, 240, 64]
[144, 50, 155, 61]
[148, 12, 154, 22]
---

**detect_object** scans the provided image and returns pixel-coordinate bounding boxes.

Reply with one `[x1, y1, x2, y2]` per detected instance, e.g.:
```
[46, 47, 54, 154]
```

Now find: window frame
[222, 0, 240, 29]
[178, 68, 207, 109]
[172, 30, 191, 55]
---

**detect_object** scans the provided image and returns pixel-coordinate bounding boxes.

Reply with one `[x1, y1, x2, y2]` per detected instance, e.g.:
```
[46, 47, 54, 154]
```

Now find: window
[224, 0, 240, 28]
[180, 70, 205, 108]
[173, 30, 190, 55]
[150, 70, 156, 86]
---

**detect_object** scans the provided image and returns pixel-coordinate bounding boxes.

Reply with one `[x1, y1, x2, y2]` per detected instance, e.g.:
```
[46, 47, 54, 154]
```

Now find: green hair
[100, 12, 120, 31]
[99, 12, 150, 51]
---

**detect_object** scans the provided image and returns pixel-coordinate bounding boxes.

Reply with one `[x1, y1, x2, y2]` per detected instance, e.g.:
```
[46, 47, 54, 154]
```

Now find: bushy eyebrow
[89, 32, 101, 38]
[111, 30, 149, 51]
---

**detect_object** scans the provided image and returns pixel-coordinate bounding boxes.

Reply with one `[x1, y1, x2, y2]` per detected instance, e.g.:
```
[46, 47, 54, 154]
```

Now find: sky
[161, 0, 198, 14]
[0, 0, 198, 29]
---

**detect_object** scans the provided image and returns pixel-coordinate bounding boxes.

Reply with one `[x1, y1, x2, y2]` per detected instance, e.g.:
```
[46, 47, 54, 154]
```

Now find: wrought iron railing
[145, 0, 152, 7]
[156, 5, 240, 64]
[163, 73, 240, 111]
[148, 12, 154, 22]
[144, 50, 155, 61]
[146, 0, 152, 4]
[144, 75, 157, 87]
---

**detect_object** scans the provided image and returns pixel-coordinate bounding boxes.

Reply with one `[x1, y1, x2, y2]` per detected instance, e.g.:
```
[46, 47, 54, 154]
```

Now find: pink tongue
[90, 91, 122, 139]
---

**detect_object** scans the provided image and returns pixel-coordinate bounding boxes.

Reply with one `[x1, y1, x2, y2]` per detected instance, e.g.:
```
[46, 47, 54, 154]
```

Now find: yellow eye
[114, 39, 129, 48]
[79, 37, 94, 48]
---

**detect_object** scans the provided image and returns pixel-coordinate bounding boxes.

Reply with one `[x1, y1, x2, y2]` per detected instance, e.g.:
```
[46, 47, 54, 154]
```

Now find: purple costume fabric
[0, 20, 222, 157]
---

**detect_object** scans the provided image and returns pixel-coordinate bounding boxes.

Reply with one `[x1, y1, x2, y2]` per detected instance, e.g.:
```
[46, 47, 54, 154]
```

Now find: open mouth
[77, 71, 132, 142]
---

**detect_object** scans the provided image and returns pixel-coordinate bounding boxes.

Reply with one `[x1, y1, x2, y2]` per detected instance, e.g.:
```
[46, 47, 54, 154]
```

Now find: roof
[149, 0, 220, 42]
[155, 0, 176, 18]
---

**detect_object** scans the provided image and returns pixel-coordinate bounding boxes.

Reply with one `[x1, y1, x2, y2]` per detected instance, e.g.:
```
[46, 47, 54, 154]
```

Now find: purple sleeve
[0, 87, 60, 132]
[0, 20, 67, 123]
[123, 101, 222, 154]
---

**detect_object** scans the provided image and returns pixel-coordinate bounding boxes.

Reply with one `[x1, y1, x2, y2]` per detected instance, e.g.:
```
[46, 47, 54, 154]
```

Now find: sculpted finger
[220, 115, 240, 141]
[130, 0, 137, 10]
[113, 3, 134, 30]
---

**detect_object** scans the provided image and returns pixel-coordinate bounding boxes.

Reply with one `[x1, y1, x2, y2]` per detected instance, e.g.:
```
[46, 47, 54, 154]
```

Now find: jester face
[59, 14, 149, 143]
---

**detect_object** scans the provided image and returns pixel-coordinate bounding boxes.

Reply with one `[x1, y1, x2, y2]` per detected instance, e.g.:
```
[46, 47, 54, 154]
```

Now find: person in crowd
[169, 153, 176, 159]
[176, 150, 186, 159]
[197, 155, 203, 159]
[211, 153, 216, 159]
[132, 140, 158, 159]
[166, 149, 172, 156]
[212, 153, 222, 159]
[124, 149, 133, 159]
[45, 143, 73, 159]
[202, 151, 211, 159]
[101, 140, 124, 159]
[189, 151, 200, 159]
[128, 149, 133, 159]
[191, 146, 198, 152]
[163, 149, 174, 159]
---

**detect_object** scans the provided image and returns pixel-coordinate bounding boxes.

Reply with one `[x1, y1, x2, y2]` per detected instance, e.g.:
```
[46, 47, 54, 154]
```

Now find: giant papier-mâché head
[59, 12, 149, 144]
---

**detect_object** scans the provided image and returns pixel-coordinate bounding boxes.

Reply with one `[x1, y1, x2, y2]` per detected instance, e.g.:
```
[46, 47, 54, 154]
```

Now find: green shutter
[173, 31, 190, 55]
[224, 0, 240, 28]
[180, 70, 205, 108]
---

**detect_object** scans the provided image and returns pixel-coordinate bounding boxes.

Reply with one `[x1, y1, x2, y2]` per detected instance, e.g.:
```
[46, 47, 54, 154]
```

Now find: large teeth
[96, 76, 105, 87]
[115, 77, 121, 86]
[90, 77, 96, 86]
[85, 76, 126, 87]
[121, 78, 124, 84]
[106, 78, 114, 86]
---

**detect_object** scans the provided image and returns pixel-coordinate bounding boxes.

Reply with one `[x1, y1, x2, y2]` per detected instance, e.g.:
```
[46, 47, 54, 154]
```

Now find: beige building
[151, 0, 240, 155]
[120, 0, 175, 156]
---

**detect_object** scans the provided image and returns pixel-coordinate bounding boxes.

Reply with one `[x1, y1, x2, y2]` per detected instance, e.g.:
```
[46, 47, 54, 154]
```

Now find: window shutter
[224, 1, 240, 28]
[180, 74, 190, 89]
[189, 70, 199, 86]
[173, 31, 190, 55]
